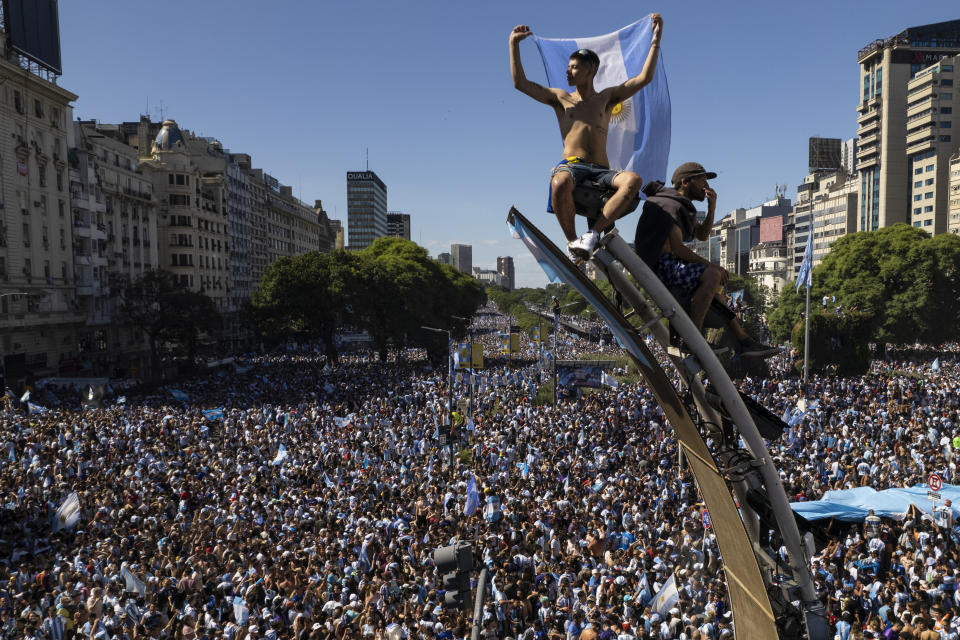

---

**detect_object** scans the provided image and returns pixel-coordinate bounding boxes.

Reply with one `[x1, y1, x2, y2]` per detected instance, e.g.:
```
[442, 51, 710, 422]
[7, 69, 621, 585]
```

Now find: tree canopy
[252, 238, 486, 362]
[768, 224, 960, 345]
[118, 269, 221, 380]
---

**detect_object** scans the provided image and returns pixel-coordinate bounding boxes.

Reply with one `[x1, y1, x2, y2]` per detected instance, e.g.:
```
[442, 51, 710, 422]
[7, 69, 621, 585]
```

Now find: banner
[454, 343, 473, 370]
[557, 364, 604, 388]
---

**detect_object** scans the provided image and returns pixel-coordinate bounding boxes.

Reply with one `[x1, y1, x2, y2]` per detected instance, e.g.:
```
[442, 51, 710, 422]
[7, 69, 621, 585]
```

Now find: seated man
[633, 162, 780, 357]
[509, 17, 663, 259]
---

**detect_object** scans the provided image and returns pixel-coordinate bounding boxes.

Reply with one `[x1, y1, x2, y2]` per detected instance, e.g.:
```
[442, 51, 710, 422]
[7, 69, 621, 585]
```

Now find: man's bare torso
[555, 89, 613, 166]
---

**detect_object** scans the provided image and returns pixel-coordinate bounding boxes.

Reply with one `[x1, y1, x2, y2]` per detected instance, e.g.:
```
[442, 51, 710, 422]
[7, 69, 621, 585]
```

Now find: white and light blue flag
[464, 475, 480, 516]
[169, 388, 189, 403]
[796, 225, 814, 293]
[202, 408, 224, 421]
[533, 15, 670, 180]
[652, 573, 680, 615]
[932, 358, 941, 372]
[601, 372, 619, 388]
[52, 491, 81, 532]
[121, 565, 146, 597]
[271, 444, 288, 466]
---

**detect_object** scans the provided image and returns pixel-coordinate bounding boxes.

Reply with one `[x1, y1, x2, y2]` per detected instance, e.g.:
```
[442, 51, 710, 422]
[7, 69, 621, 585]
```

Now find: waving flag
[169, 389, 189, 403]
[932, 358, 941, 372]
[533, 15, 670, 180]
[464, 475, 480, 516]
[271, 444, 288, 466]
[52, 492, 81, 532]
[652, 574, 679, 615]
[202, 408, 224, 421]
[796, 225, 814, 293]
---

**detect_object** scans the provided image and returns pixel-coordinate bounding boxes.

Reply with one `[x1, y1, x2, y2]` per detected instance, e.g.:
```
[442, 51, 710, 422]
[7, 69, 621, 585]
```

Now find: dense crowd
[1, 303, 959, 640]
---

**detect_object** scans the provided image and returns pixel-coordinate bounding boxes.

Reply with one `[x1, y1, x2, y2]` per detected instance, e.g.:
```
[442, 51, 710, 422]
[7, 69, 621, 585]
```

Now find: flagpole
[803, 278, 810, 395]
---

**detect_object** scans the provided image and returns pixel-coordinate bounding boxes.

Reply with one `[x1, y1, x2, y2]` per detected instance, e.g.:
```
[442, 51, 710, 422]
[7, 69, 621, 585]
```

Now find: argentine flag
[533, 15, 670, 180]
[796, 223, 814, 293]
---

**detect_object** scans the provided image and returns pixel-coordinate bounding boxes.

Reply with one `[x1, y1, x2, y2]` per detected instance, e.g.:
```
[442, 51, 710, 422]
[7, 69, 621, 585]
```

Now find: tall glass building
[346, 171, 387, 250]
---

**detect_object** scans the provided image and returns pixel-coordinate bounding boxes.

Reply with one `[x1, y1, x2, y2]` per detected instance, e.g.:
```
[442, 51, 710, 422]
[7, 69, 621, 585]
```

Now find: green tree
[252, 251, 363, 363]
[118, 269, 221, 381]
[769, 224, 960, 345]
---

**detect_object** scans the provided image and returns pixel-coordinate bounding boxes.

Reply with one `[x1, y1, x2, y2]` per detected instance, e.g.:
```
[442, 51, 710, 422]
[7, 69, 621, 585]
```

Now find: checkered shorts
[655, 252, 707, 298]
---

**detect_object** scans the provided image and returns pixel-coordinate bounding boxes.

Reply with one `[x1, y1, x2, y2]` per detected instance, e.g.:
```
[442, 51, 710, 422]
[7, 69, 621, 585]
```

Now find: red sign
[929, 473, 943, 492]
[702, 510, 712, 529]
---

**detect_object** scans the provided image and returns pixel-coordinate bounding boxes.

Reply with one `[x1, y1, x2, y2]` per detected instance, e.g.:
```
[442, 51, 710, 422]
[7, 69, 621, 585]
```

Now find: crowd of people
[0, 302, 958, 640]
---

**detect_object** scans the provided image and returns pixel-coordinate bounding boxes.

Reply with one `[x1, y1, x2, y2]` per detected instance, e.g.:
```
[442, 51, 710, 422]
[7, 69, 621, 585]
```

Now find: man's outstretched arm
[510, 25, 561, 106]
[608, 14, 663, 104]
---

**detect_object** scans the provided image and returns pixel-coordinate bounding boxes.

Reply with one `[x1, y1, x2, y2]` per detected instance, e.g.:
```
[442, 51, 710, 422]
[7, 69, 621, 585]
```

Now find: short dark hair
[569, 49, 600, 70]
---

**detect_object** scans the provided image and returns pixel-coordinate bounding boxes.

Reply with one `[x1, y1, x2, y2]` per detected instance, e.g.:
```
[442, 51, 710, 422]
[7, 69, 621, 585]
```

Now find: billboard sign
[2, 0, 62, 74]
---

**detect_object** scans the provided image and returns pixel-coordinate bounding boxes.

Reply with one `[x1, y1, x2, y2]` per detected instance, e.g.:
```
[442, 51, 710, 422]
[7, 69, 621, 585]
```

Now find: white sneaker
[567, 230, 600, 259]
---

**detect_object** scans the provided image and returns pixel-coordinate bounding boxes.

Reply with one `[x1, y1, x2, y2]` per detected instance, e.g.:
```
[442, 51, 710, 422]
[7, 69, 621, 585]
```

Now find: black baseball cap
[672, 162, 717, 186]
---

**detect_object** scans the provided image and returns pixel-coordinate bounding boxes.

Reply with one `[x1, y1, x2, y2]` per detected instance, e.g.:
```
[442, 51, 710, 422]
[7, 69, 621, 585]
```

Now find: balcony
[907, 96, 935, 118]
[858, 131, 880, 147]
[906, 124, 935, 147]
[906, 136, 936, 156]
[857, 108, 880, 126]
[858, 118, 880, 137]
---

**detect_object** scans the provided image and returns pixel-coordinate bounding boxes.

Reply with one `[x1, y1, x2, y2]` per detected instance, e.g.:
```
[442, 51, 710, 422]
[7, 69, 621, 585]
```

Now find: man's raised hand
[651, 14, 663, 45]
[511, 25, 532, 44]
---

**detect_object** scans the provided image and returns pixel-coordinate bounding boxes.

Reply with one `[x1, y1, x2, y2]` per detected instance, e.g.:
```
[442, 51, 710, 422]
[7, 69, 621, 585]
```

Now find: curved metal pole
[601, 232, 828, 638]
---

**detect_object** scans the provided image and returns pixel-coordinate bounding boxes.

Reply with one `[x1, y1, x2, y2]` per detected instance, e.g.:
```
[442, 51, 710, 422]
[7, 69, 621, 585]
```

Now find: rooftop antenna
[366, 148, 369, 171]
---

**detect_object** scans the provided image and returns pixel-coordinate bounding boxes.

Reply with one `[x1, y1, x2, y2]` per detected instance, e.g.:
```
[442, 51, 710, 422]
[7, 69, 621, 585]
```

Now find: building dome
[154, 120, 184, 151]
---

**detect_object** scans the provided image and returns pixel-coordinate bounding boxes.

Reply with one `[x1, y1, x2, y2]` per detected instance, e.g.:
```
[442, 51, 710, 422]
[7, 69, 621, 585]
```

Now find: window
[925, 192, 934, 199]
[33, 99, 43, 118]
[943, 107, 954, 114]
[22, 223, 30, 247]
[942, 79, 954, 87]
[24, 258, 31, 279]
[915, 194, 923, 201]
[927, 179, 935, 186]
[925, 206, 934, 213]
[175, 174, 185, 185]
[915, 181, 923, 188]
[916, 167, 924, 175]
[941, 136, 953, 142]
[915, 207, 922, 214]
[168, 174, 174, 185]
[927, 165, 936, 172]
[13, 90, 23, 114]
[942, 121, 953, 128]
[925, 219, 933, 226]
[944, 65, 955, 72]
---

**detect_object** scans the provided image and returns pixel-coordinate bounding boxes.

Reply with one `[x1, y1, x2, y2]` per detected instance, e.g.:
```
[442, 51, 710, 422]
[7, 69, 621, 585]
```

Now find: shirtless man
[510, 16, 663, 259]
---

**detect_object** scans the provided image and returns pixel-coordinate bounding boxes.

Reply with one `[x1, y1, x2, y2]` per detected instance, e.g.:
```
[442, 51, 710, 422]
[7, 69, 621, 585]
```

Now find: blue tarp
[791, 484, 960, 522]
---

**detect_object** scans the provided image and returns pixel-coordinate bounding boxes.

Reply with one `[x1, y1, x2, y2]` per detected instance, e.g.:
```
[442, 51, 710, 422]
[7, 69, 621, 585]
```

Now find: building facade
[450, 244, 472, 275]
[66, 120, 160, 377]
[347, 170, 387, 250]
[951, 152, 960, 233]
[386, 211, 411, 240]
[497, 256, 515, 290]
[856, 20, 960, 232]
[0, 48, 81, 381]
[904, 54, 959, 233]
[789, 170, 858, 279]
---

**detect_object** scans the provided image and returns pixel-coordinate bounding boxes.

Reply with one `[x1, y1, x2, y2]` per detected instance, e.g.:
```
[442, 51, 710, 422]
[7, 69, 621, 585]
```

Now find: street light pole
[422, 325, 454, 467]
[451, 315, 473, 419]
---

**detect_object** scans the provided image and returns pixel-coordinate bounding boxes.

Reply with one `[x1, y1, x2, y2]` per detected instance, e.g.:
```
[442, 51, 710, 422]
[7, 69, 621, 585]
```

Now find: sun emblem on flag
[610, 100, 632, 125]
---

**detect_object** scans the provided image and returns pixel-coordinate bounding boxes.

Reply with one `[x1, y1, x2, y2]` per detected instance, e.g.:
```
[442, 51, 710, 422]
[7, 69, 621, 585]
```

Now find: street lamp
[422, 325, 454, 466]
[451, 315, 473, 419]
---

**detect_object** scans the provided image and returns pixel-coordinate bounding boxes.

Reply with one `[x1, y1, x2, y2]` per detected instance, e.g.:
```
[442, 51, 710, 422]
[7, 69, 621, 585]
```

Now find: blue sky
[58, 1, 957, 288]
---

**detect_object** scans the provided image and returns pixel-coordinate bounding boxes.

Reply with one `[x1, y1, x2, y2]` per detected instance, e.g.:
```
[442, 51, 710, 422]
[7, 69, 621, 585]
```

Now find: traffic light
[434, 541, 473, 611]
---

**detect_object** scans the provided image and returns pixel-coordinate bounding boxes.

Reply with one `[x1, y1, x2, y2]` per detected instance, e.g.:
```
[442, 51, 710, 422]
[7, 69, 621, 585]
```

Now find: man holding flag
[509, 14, 664, 259]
